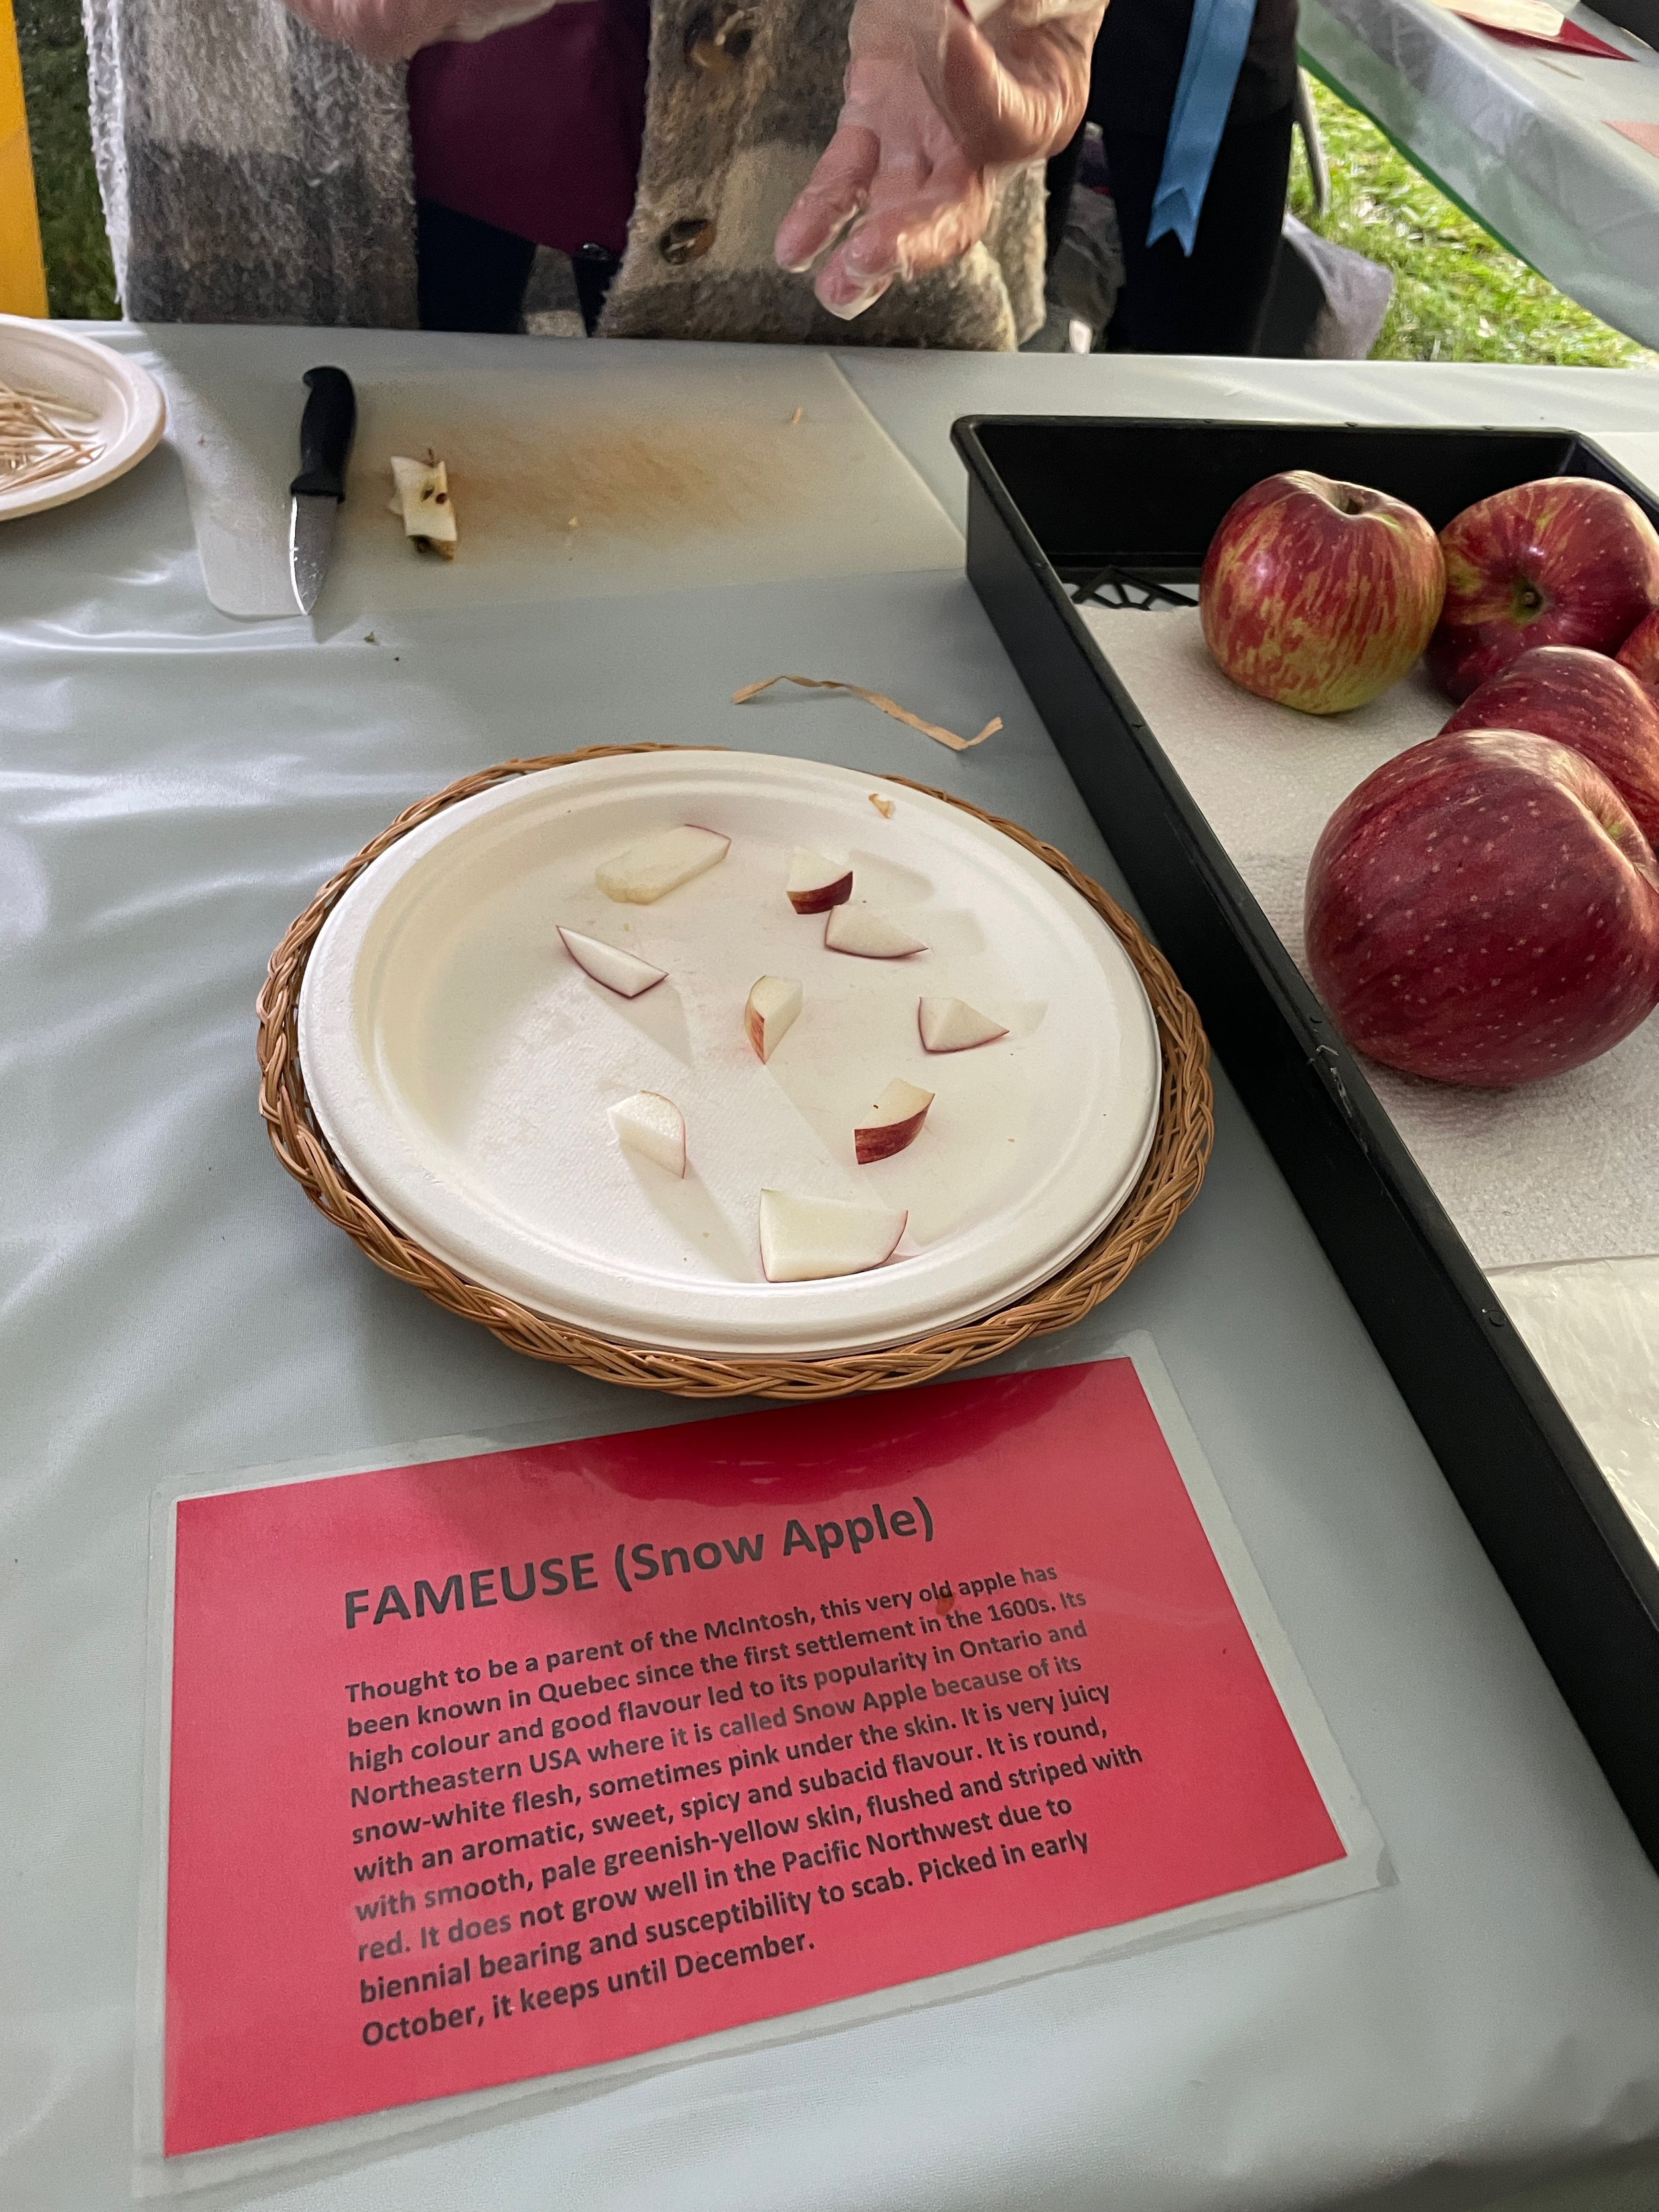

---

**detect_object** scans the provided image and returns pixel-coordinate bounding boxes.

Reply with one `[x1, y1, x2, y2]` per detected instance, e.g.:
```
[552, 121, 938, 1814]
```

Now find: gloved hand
[280, 0, 567, 66]
[774, 0, 1104, 320]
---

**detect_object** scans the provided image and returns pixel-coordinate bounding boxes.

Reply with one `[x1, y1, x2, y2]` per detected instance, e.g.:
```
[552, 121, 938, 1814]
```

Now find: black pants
[1101, 103, 1295, 355]
[417, 202, 536, 332]
[416, 201, 621, 334]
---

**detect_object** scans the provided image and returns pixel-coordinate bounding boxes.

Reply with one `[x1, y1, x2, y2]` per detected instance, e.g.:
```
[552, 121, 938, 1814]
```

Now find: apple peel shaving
[733, 674, 1002, 753]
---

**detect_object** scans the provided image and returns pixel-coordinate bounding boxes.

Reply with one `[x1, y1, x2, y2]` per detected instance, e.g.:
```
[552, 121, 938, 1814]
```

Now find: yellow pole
[0, 0, 48, 315]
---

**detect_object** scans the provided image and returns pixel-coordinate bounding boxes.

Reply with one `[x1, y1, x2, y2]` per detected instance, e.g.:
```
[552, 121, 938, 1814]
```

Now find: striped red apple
[1201, 472, 1445, 715]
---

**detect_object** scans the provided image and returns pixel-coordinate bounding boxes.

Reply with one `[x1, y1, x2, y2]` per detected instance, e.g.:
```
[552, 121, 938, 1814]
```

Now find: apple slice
[557, 925, 666, 998]
[918, 995, 1009, 1053]
[609, 1091, 685, 1177]
[854, 1078, 934, 1165]
[745, 975, 803, 1062]
[824, 905, 927, 959]
[759, 1190, 908, 1282]
[787, 848, 853, 914]
[597, 825, 730, 905]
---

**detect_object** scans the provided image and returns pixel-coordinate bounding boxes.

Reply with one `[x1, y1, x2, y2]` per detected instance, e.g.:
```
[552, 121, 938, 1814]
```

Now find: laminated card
[151, 1352, 1380, 2162]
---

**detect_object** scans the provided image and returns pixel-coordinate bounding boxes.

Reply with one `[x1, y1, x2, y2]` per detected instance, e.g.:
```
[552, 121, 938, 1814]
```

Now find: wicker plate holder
[257, 747, 1214, 1400]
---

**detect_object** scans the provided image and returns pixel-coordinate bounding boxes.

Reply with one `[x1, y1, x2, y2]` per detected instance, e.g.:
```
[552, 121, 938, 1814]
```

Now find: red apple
[1200, 471, 1445, 715]
[1305, 728, 1659, 1086]
[1617, 607, 1659, 692]
[1427, 478, 1659, 702]
[1441, 645, 1659, 849]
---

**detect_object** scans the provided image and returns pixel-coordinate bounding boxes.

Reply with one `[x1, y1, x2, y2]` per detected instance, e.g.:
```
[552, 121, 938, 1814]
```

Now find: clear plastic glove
[775, 0, 1104, 320]
[280, 0, 567, 66]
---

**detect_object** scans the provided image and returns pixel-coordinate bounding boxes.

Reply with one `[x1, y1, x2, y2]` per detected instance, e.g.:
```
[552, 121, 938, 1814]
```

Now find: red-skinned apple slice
[597, 825, 729, 904]
[824, 905, 926, 958]
[758, 1190, 908, 1282]
[608, 1091, 685, 1176]
[854, 1078, 934, 1165]
[918, 995, 1008, 1053]
[787, 848, 853, 914]
[557, 925, 666, 998]
[745, 975, 803, 1061]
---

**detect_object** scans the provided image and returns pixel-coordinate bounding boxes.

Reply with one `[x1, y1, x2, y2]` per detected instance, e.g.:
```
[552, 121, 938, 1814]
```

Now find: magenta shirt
[405, 0, 651, 255]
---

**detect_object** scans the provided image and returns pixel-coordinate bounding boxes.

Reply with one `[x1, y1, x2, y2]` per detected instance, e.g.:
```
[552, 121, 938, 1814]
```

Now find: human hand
[279, 0, 566, 65]
[774, 0, 1104, 319]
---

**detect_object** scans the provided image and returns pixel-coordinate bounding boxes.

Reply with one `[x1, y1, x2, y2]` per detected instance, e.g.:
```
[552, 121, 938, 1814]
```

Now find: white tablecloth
[7, 332, 1659, 2212]
[1300, 0, 1659, 352]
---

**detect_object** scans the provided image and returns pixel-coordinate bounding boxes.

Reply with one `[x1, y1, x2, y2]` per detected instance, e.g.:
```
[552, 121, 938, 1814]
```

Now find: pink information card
[159, 1357, 1368, 2157]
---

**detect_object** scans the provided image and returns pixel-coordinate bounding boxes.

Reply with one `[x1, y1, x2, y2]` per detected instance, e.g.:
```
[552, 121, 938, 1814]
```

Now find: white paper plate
[0, 317, 167, 523]
[298, 752, 1161, 1355]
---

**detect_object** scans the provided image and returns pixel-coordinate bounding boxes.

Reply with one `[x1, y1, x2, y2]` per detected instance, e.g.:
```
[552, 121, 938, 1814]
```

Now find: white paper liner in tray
[1080, 606, 1659, 1518]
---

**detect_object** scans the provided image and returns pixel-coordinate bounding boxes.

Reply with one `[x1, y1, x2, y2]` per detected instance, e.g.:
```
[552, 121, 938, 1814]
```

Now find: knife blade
[288, 366, 357, 615]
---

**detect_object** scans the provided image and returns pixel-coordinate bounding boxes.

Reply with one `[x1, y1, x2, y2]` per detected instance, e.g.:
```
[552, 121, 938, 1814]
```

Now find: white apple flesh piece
[918, 995, 1008, 1053]
[388, 455, 430, 514]
[758, 1190, 908, 1282]
[557, 925, 666, 998]
[597, 825, 730, 905]
[824, 905, 927, 958]
[854, 1078, 934, 1165]
[608, 1090, 685, 1177]
[786, 848, 854, 914]
[745, 974, 803, 1062]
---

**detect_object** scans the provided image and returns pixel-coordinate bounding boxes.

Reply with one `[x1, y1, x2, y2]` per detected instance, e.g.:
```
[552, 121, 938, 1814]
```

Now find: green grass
[15, 0, 117, 319]
[9, 25, 1657, 360]
[1289, 76, 1656, 368]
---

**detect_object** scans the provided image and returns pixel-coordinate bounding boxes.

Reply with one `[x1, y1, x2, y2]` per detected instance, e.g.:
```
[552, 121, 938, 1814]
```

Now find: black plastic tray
[953, 415, 1659, 1866]
[1589, 0, 1659, 52]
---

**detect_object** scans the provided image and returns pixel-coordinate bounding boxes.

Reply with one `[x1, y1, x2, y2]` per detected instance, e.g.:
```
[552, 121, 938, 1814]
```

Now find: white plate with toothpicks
[298, 750, 1161, 1356]
[0, 316, 167, 523]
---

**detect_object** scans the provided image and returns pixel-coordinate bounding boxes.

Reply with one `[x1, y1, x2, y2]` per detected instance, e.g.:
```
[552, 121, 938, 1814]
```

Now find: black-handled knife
[288, 366, 357, 615]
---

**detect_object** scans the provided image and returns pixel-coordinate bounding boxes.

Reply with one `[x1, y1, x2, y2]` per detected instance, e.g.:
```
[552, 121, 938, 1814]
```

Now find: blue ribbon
[1146, 0, 1258, 256]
